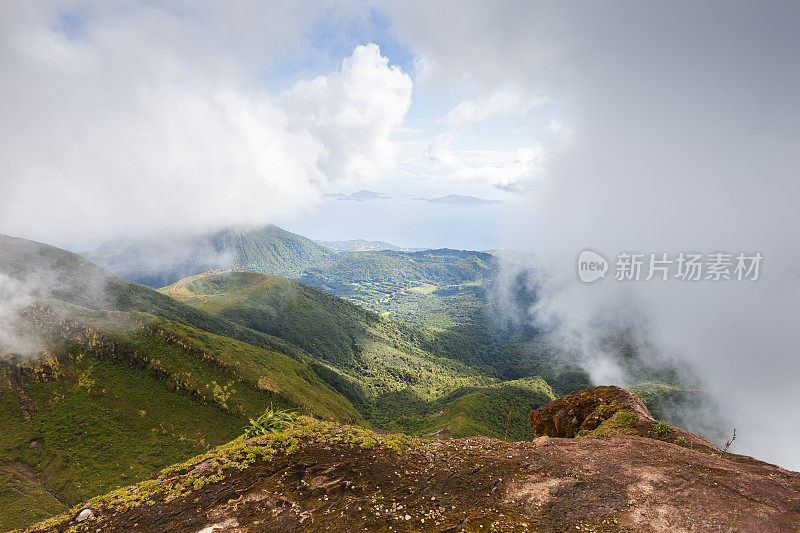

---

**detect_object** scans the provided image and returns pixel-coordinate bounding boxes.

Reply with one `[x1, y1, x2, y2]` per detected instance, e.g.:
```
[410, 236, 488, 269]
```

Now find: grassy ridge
[160, 271, 491, 400]
[24, 301, 362, 422]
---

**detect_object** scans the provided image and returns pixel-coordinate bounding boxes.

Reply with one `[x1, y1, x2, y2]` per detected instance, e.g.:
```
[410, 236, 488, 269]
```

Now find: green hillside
[80, 227, 571, 385]
[160, 270, 490, 401]
[156, 269, 706, 441]
[368, 377, 556, 441]
[157, 270, 561, 443]
[0, 302, 361, 529]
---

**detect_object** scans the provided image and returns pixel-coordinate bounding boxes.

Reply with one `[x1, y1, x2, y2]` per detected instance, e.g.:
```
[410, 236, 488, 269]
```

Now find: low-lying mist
[0, 271, 50, 357]
[0, 234, 131, 359]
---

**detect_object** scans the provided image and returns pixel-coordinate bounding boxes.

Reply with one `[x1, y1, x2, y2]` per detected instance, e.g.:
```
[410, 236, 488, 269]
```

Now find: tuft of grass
[244, 405, 296, 438]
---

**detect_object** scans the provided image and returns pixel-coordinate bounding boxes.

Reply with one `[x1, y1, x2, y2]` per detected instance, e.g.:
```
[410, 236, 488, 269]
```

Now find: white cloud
[445, 88, 547, 128]
[0, 3, 411, 247]
[425, 134, 545, 190]
[450, 143, 545, 191]
[280, 43, 412, 184]
[409, 87, 548, 190]
[0, 271, 47, 357]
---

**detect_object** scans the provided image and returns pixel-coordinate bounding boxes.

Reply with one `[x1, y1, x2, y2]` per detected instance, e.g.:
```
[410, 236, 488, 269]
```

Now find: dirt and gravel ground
[25, 426, 800, 532]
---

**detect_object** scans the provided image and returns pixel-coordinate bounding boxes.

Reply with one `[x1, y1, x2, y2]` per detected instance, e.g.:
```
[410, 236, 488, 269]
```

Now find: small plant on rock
[653, 421, 674, 435]
[244, 404, 296, 438]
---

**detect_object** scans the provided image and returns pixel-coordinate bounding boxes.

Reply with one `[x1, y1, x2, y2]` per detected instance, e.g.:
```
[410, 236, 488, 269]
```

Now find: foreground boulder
[23, 416, 800, 532]
[529, 385, 719, 452]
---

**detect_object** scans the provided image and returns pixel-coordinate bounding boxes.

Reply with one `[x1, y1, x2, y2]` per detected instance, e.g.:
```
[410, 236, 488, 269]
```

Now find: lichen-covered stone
[528, 386, 721, 453]
[528, 386, 651, 438]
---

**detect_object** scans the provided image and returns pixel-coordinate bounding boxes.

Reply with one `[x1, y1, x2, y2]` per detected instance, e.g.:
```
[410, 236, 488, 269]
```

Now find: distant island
[423, 194, 503, 205]
[324, 190, 391, 201]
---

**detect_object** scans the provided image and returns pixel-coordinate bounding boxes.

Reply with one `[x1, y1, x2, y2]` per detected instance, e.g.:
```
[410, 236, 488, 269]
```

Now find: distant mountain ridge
[78, 226, 592, 392]
[83, 224, 332, 288]
[80, 226, 717, 435]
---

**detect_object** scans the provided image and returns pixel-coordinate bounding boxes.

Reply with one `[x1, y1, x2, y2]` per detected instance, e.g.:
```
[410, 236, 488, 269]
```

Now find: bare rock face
[528, 386, 719, 452]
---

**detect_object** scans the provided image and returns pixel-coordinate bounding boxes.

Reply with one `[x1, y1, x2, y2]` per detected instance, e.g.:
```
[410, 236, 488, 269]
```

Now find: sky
[1, 1, 799, 468]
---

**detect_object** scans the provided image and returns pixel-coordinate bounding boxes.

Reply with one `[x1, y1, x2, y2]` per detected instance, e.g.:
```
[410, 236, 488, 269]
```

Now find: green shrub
[244, 405, 296, 438]
[654, 421, 674, 435]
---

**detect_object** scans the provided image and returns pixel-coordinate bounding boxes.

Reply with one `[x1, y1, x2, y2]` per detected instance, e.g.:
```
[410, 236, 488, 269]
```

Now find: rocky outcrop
[529, 386, 719, 452]
[529, 386, 649, 438]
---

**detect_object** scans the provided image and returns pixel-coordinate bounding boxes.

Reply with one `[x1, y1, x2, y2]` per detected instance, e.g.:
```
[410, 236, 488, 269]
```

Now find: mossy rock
[528, 386, 652, 438]
[528, 386, 722, 454]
